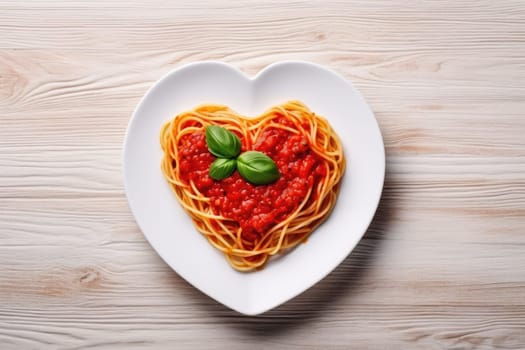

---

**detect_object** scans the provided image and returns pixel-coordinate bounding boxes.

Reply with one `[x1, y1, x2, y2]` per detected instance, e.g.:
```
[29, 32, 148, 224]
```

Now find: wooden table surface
[1, 1, 525, 349]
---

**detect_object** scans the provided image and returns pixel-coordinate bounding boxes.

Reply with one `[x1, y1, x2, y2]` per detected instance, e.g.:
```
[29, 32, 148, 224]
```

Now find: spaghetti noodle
[160, 101, 345, 271]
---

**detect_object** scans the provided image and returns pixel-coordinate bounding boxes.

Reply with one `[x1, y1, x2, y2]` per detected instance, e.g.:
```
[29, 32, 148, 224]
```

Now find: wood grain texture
[1, 0, 525, 349]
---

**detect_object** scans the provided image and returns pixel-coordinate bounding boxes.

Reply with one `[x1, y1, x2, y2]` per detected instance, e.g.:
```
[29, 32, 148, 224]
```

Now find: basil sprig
[237, 151, 280, 185]
[209, 158, 237, 180]
[205, 126, 280, 185]
[205, 125, 241, 159]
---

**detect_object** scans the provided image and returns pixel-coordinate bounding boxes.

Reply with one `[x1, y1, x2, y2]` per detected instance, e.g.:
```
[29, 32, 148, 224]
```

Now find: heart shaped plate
[123, 61, 384, 315]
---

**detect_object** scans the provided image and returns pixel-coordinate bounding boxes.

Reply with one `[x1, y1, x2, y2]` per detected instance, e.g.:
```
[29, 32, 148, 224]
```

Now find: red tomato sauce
[177, 117, 326, 244]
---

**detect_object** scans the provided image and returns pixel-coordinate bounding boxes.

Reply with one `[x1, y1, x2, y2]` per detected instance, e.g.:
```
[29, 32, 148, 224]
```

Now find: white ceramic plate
[123, 61, 384, 315]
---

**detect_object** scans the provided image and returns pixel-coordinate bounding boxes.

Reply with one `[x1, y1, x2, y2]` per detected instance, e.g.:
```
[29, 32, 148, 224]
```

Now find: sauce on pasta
[160, 101, 345, 271]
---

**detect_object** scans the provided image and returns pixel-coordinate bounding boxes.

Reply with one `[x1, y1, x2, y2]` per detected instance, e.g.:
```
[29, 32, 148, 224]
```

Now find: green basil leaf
[205, 125, 241, 159]
[237, 151, 280, 185]
[209, 158, 237, 180]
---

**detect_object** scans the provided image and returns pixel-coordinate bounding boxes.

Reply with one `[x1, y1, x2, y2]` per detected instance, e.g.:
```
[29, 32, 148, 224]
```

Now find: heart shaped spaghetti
[160, 101, 345, 271]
